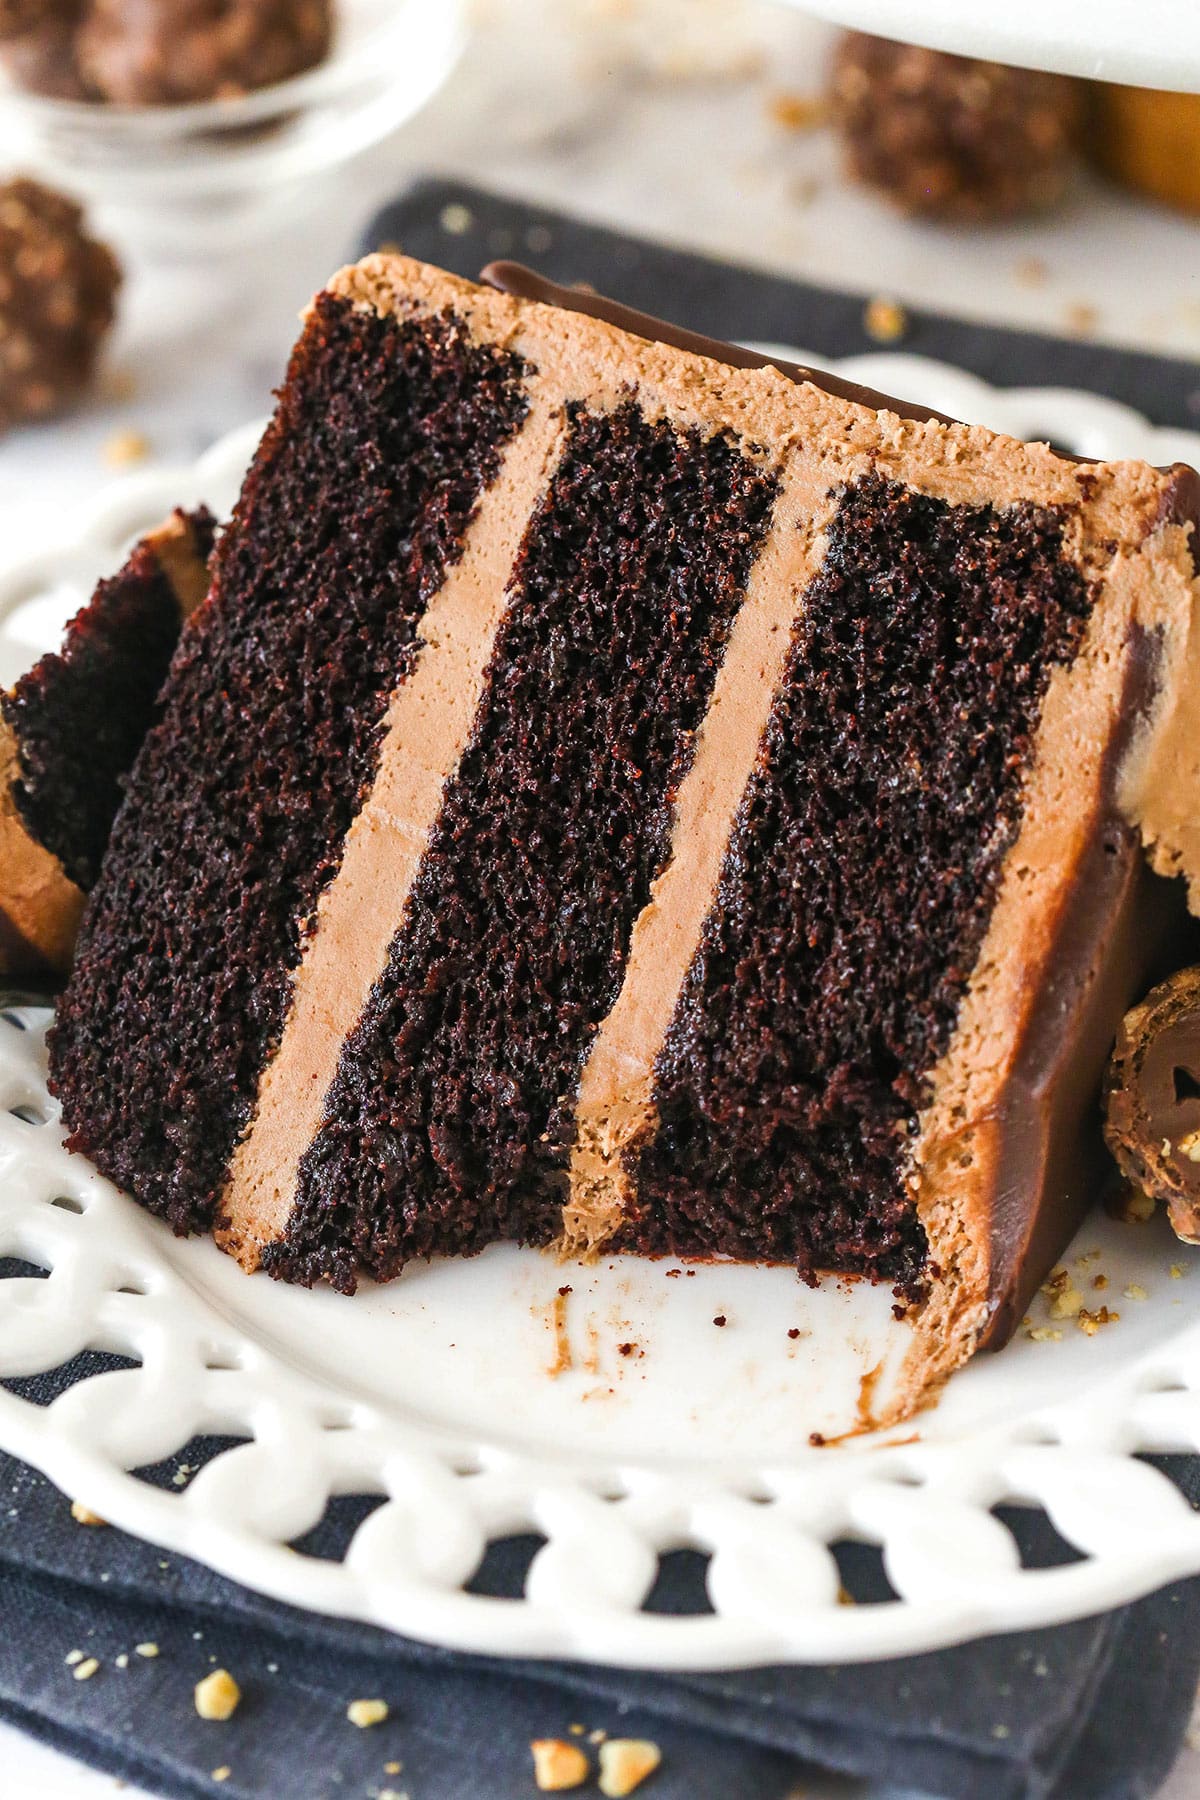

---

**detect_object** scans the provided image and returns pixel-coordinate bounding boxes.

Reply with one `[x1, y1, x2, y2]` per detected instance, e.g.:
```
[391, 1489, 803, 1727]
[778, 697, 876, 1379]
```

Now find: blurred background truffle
[0, 177, 120, 430]
[76, 0, 334, 106]
[0, 0, 335, 105]
[827, 30, 1084, 222]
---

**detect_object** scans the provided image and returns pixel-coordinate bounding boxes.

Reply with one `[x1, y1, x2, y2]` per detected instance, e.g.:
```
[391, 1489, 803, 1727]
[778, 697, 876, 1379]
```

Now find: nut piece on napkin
[828, 31, 1083, 220]
[1104, 965, 1200, 1245]
[76, 0, 335, 105]
[0, 178, 121, 430]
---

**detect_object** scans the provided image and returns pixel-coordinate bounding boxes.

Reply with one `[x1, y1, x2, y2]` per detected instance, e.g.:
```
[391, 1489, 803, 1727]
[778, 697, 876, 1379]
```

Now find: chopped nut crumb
[1049, 1283, 1084, 1320]
[1043, 1266, 1070, 1292]
[73, 1657, 100, 1681]
[135, 1643, 159, 1659]
[768, 91, 828, 132]
[1077, 1306, 1119, 1336]
[347, 1698, 388, 1728]
[70, 1499, 107, 1526]
[194, 1669, 240, 1721]
[863, 297, 907, 343]
[1171, 1264, 1186, 1279]
[598, 1738, 662, 1796]
[102, 428, 149, 469]
[1112, 1186, 1156, 1223]
[1026, 1326, 1063, 1343]
[1123, 1283, 1148, 1301]
[1180, 1131, 1200, 1163]
[1092, 1274, 1108, 1290]
[531, 1738, 590, 1791]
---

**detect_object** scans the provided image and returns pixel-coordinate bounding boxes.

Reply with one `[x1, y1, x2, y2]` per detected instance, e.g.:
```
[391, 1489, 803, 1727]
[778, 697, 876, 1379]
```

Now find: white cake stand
[778, 0, 1200, 91]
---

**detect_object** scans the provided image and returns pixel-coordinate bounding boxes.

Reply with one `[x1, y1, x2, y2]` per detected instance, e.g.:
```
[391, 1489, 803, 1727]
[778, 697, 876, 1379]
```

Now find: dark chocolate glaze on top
[482, 259, 955, 425]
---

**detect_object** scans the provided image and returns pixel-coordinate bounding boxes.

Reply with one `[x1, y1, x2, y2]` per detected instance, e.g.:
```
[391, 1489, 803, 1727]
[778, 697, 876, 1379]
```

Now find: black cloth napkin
[4, 187, 1200, 1800]
[0, 1381, 1198, 1800]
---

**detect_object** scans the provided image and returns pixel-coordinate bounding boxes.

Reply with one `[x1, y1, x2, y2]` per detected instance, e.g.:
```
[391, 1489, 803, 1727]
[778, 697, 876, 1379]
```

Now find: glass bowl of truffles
[0, 0, 464, 255]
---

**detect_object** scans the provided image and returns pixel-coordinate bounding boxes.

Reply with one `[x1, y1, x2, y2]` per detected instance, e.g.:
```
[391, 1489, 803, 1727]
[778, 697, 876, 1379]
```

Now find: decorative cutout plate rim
[1, 359, 1199, 1670]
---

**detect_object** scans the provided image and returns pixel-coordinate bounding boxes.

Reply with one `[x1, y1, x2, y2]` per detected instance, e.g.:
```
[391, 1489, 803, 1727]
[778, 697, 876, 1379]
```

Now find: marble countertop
[0, 2, 1197, 1794]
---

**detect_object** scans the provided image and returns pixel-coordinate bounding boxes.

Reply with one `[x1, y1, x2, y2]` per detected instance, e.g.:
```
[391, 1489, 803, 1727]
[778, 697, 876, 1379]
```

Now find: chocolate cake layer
[267, 400, 777, 1289]
[48, 254, 1200, 1425]
[628, 474, 1092, 1291]
[50, 298, 530, 1229]
[0, 507, 214, 978]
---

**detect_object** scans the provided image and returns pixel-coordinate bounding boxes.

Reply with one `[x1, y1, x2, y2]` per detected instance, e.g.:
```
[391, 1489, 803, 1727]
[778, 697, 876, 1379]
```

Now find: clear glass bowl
[0, 0, 465, 254]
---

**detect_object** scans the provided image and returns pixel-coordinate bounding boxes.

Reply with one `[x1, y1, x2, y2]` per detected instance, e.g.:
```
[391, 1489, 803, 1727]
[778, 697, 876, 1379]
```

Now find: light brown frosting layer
[563, 458, 841, 1255]
[217, 386, 569, 1266]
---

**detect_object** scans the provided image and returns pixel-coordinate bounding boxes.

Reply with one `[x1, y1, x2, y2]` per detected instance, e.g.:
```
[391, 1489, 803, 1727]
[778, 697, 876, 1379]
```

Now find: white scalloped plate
[2, 351, 1200, 1668]
[776, 0, 1200, 91]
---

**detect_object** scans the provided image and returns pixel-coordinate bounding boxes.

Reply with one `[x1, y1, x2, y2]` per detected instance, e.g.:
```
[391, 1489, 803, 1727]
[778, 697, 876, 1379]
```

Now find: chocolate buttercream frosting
[481, 259, 957, 426]
[481, 261, 1200, 532]
[1105, 966, 1200, 1245]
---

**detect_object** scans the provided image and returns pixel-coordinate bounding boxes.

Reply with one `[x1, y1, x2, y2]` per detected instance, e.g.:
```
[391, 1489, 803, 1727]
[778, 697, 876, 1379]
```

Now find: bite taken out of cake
[47, 255, 1200, 1426]
[1, 507, 215, 977]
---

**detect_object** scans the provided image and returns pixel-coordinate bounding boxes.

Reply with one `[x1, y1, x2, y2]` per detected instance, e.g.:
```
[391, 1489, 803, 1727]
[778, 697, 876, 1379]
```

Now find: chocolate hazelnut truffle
[0, 178, 121, 430]
[76, 0, 334, 106]
[0, 1, 92, 99]
[1104, 967, 1200, 1246]
[829, 31, 1084, 221]
[0, 0, 53, 37]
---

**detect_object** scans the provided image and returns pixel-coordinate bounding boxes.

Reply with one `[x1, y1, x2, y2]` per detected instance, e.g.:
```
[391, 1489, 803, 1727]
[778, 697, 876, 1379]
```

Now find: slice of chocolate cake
[1, 507, 215, 976]
[48, 256, 1200, 1423]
